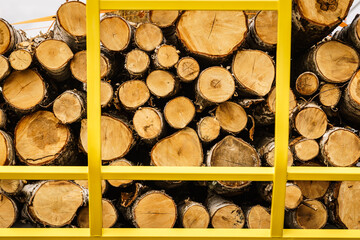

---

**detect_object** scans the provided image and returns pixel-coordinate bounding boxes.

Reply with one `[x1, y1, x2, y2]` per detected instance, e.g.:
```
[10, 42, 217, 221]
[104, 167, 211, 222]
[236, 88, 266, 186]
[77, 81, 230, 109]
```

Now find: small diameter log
[151, 128, 203, 166]
[292, 0, 353, 52]
[126, 190, 177, 228]
[341, 69, 360, 123]
[0, 55, 11, 81]
[301, 40, 359, 83]
[53, 1, 86, 51]
[164, 96, 195, 129]
[258, 137, 293, 167]
[176, 57, 200, 82]
[289, 137, 319, 162]
[294, 180, 329, 199]
[135, 23, 163, 52]
[197, 116, 220, 143]
[53, 90, 86, 124]
[207, 136, 260, 196]
[246, 10, 277, 52]
[146, 70, 178, 98]
[0, 109, 6, 129]
[2, 69, 47, 113]
[177, 11, 247, 61]
[125, 49, 150, 77]
[100, 81, 114, 108]
[117, 80, 150, 111]
[35, 39, 74, 81]
[74, 180, 107, 195]
[319, 83, 341, 108]
[0, 193, 17, 228]
[319, 127, 360, 167]
[232, 49, 275, 97]
[9, 48, 33, 71]
[195, 66, 235, 109]
[286, 199, 327, 229]
[21, 181, 85, 227]
[100, 14, 132, 52]
[118, 183, 148, 209]
[0, 180, 24, 195]
[107, 158, 134, 188]
[153, 44, 179, 69]
[133, 107, 164, 143]
[77, 199, 117, 228]
[334, 14, 360, 52]
[215, 101, 248, 134]
[178, 199, 210, 228]
[325, 181, 360, 229]
[292, 103, 327, 139]
[15, 111, 75, 166]
[80, 115, 134, 162]
[0, 130, 15, 166]
[246, 205, 271, 229]
[206, 193, 245, 228]
[295, 72, 319, 96]
[0, 18, 27, 55]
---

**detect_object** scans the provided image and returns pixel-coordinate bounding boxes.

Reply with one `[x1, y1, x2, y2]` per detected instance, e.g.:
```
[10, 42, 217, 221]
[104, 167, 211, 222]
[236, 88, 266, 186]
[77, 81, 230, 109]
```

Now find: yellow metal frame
[0, 0, 359, 239]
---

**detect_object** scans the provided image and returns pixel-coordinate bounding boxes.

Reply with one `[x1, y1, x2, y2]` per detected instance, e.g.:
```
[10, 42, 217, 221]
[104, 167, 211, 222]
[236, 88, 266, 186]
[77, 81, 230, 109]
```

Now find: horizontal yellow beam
[0, 166, 88, 180]
[287, 167, 360, 181]
[283, 229, 360, 239]
[100, 0, 279, 10]
[101, 166, 274, 181]
[0, 228, 90, 239]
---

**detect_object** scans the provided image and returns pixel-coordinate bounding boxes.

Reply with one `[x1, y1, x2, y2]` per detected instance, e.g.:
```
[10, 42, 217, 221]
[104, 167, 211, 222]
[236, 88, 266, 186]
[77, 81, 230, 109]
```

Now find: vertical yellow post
[270, 0, 292, 237]
[86, 0, 103, 236]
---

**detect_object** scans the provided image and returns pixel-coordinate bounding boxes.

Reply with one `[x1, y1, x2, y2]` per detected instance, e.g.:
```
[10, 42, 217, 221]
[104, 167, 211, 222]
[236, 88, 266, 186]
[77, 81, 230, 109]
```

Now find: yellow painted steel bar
[86, 0, 103, 236]
[100, 0, 278, 10]
[0, 228, 90, 238]
[283, 229, 360, 239]
[102, 166, 274, 181]
[270, 0, 292, 237]
[288, 167, 360, 181]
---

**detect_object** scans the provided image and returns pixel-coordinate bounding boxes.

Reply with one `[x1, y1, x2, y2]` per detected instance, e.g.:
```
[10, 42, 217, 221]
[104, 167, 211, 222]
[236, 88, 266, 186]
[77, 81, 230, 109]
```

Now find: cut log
[135, 23, 163, 52]
[164, 96, 195, 129]
[286, 199, 327, 229]
[215, 101, 248, 134]
[197, 116, 220, 143]
[176, 56, 200, 82]
[53, 90, 86, 124]
[133, 107, 164, 143]
[107, 158, 134, 188]
[149, 10, 179, 44]
[0, 193, 17, 228]
[0, 180, 24, 195]
[245, 205, 271, 229]
[100, 14, 132, 52]
[77, 199, 117, 228]
[0, 109, 6, 129]
[206, 193, 245, 228]
[294, 180, 329, 199]
[117, 80, 150, 111]
[341, 69, 360, 123]
[301, 40, 359, 83]
[21, 181, 85, 227]
[80, 115, 134, 162]
[35, 39, 74, 81]
[0, 18, 27, 55]
[151, 128, 203, 166]
[207, 136, 260, 196]
[153, 44, 179, 69]
[53, 1, 86, 51]
[74, 180, 107, 195]
[2, 69, 47, 113]
[289, 137, 319, 162]
[0, 130, 15, 166]
[295, 72, 319, 96]
[118, 183, 148, 208]
[246, 10, 277, 52]
[100, 80, 114, 108]
[125, 49, 150, 77]
[0, 55, 11, 81]
[258, 137, 293, 167]
[232, 49, 275, 97]
[15, 111, 75, 166]
[319, 83, 341, 107]
[177, 11, 248, 61]
[195, 66, 235, 109]
[9, 48, 33, 71]
[319, 127, 360, 167]
[292, 0, 353, 52]
[146, 70, 178, 98]
[334, 14, 360, 51]
[126, 190, 177, 228]
[178, 199, 210, 228]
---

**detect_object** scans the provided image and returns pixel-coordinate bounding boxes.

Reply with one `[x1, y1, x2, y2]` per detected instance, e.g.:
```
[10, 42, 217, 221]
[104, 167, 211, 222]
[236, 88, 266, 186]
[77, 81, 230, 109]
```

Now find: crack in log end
[210, 79, 221, 88]
[208, 14, 217, 39]
[316, 0, 338, 12]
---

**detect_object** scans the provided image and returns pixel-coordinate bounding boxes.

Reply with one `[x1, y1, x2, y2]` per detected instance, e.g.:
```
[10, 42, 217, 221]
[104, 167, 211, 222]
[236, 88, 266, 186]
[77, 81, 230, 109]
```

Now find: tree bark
[0, 193, 18, 228]
[333, 14, 360, 52]
[0, 109, 6, 129]
[0, 18, 27, 56]
[178, 199, 210, 228]
[258, 137, 293, 167]
[0, 55, 11, 81]
[0, 180, 24, 195]
[340, 69, 360, 124]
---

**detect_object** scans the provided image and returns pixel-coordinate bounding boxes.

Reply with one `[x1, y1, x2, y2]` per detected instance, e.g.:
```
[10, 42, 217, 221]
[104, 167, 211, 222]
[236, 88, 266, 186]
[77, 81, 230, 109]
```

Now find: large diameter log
[177, 11, 248, 61]
[2, 69, 47, 113]
[0, 180, 24, 195]
[319, 127, 360, 167]
[146, 70, 178, 98]
[301, 40, 359, 83]
[334, 14, 360, 52]
[245, 205, 271, 229]
[35, 39, 74, 81]
[53, 1, 86, 51]
[15, 111, 75, 166]
[207, 136, 260, 196]
[232, 49, 275, 97]
[117, 80, 150, 111]
[197, 116, 220, 143]
[0, 193, 18, 228]
[294, 180, 329, 199]
[135, 23, 163, 52]
[80, 115, 134, 162]
[178, 200, 210, 228]
[258, 137, 293, 167]
[0, 55, 11, 81]
[9, 48, 33, 71]
[286, 199, 327, 229]
[107, 158, 134, 188]
[125, 49, 150, 77]
[164, 96, 195, 129]
[295, 72, 319, 96]
[151, 128, 203, 166]
[292, 0, 353, 52]
[215, 101, 247, 134]
[176, 57, 200, 82]
[21, 181, 86, 227]
[0, 130, 15, 166]
[206, 193, 245, 228]
[153, 44, 179, 69]
[0, 18, 26, 55]
[53, 90, 86, 124]
[77, 199, 117, 228]
[289, 137, 319, 162]
[74, 180, 107, 195]
[133, 107, 164, 143]
[341, 69, 360, 123]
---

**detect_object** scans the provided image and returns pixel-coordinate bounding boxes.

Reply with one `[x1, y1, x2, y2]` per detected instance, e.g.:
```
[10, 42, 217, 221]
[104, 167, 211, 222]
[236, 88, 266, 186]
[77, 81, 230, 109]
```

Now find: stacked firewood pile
[0, 0, 360, 229]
